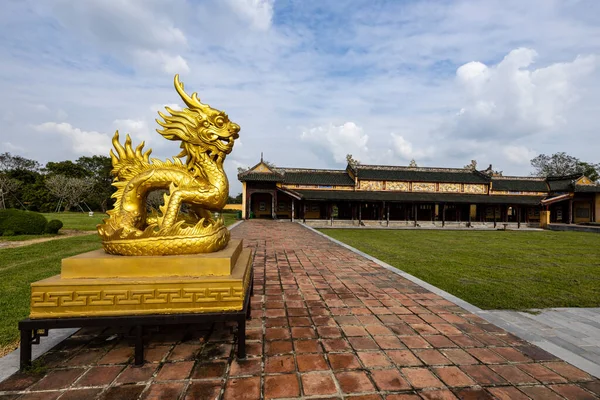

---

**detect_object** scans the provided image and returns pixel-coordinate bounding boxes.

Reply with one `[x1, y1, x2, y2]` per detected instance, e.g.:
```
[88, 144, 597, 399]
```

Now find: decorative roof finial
[261, 152, 263, 163]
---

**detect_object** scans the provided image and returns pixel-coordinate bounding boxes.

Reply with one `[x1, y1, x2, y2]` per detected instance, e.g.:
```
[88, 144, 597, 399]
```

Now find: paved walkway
[0, 220, 599, 399]
[481, 309, 600, 378]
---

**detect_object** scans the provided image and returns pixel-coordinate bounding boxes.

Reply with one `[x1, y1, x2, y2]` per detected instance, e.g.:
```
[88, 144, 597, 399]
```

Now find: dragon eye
[215, 116, 225, 128]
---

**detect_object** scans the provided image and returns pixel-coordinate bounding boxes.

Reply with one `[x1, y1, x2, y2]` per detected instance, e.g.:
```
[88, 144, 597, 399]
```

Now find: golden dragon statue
[97, 75, 240, 256]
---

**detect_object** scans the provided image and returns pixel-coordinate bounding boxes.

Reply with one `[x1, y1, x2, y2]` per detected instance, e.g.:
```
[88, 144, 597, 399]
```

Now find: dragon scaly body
[97, 75, 240, 256]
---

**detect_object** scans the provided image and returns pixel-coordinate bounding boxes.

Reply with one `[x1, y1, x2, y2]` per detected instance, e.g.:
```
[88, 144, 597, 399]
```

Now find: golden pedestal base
[29, 239, 253, 319]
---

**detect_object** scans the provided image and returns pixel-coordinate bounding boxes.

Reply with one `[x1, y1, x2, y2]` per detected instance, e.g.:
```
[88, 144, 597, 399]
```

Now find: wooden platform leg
[20, 329, 32, 370]
[237, 317, 246, 359]
[134, 325, 144, 366]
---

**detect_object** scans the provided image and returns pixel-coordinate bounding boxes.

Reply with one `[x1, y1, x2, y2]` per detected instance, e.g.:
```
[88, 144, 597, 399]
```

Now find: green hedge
[0, 209, 48, 235]
[45, 219, 64, 234]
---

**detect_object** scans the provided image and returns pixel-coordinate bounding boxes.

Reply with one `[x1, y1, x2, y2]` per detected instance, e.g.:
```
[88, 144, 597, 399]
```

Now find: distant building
[238, 160, 600, 227]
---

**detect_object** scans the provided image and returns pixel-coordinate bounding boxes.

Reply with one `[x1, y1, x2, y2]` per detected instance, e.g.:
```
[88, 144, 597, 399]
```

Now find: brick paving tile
[519, 385, 564, 400]
[433, 366, 475, 387]
[419, 389, 458, 399]
[2, 221, 599, 400]
[550, 384, 598, 400]
[401, 367, 445, 389]
[265, 354, 296, 373]
[329, 353, 362, 370]
[191, 361, 227, 379]
[386, 394, 421, 400]
[223, 376, 260, 400]
[414, 349, 452, 366]
[74, 365, 123, 386]
[489, 364, 538, 385]
[184, 380, 222, 399]
[58, 388, 103, 400]
[544, 361, 595, 382]
[97, 346, 132, 364]
[98, 384, 145, 400]
[440, 349, 478, 365]
[297, 353, 328, 371]
[18, 392, 61, 400]
[301, 372, 338, 396]
[459, 364, 507, 386]
[451, 387, 494, 399]
[115, 364, 157, 384]
[264, 374, 300, 399]
[141, 382, 186, 400]
[358, 351, 393, 367]
[486, 386, 529, 400]
[266, 339, 293, 355]
[155, 361, 194, 381]
[229, 358, 262, 376]
[294, 338, 322, 353]
[30, 368, 85, 390]
[371, 369, 411, 391]
[335, 371, 376, 393]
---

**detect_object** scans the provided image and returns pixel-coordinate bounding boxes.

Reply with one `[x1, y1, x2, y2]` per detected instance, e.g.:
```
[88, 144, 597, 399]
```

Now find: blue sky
[1, 0, 600, 194]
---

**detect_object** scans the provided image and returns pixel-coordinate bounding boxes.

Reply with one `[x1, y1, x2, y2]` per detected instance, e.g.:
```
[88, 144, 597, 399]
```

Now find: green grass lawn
[42, 212, 107, 231]
[0, 235, 102, 352]
[319, 229, 600, 310]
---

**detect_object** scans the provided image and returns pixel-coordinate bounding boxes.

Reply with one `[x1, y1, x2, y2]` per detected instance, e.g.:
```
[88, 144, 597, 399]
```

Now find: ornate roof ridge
[492, 176, 546, 181]
[278, 167, 348, 174]
[357, 164, 474, 173]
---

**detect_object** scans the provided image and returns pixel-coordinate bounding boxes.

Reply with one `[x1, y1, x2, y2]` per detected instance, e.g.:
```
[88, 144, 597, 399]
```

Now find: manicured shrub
[45, 219, 63, 234]
[0, 209, 48, 235]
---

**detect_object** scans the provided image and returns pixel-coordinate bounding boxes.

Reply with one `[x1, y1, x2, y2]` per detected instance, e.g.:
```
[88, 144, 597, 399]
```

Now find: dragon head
[156, 74, 240, 167]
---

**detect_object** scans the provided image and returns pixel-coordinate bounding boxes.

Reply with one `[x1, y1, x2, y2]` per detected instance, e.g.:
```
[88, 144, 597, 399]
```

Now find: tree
[45, 175, 93, 211]
[0, 174, 22, 209]
[531, 152, 599, 182]
[76, 156, 114, 212]
[0, 153, 40, 172]
[45, 160, 90, 178]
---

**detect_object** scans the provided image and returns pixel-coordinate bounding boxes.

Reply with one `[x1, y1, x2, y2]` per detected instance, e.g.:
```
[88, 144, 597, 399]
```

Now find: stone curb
[300, 222, 600, 378]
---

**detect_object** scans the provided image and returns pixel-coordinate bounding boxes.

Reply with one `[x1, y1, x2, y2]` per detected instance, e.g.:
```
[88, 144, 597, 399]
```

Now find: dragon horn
[173, 74, 210, 111]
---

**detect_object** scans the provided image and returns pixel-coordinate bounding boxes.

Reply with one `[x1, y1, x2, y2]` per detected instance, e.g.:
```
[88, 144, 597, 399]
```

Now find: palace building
[238, 159, 600, 228]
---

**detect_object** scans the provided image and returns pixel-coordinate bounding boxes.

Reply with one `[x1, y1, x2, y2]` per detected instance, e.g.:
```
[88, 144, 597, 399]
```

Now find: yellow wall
[224, 204, 242, 211]
[241, 182, 247, 219]
[540, 210, 550, 228]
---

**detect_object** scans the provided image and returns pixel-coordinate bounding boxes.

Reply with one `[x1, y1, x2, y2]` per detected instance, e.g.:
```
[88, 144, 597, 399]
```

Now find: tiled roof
[547, 179, 574, 192]
[574, 185, 600, 193]
[238, 172, 282, 182]
[356, 165, 489, 184]
[283, 171, 354, 186]
[491, 178, 549, 192]
[294, 190, 544, 205]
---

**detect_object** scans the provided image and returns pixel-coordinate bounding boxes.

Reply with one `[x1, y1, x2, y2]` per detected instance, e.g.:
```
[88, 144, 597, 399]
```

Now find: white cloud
[34, 122, 111, 155]
[134, 50, 190, 75]
[503, 145, 537, 165]
[113, 119, 152, 142]
[3, 142, 24, 152]
[453, 48, 596, 138]
[224, 0, 274, 31]
[389, 133, 432, 161]
[301, 122, 369, 164]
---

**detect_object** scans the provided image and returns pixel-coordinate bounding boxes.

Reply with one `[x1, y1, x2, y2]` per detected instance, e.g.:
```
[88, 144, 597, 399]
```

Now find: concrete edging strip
[300, 222, 600, 378]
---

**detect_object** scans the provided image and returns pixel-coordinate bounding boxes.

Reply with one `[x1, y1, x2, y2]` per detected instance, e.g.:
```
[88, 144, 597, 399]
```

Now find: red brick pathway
[1, 220, 598, 399]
